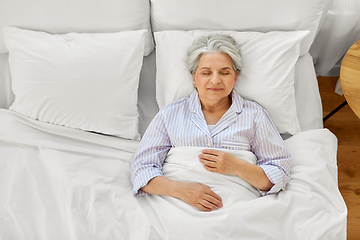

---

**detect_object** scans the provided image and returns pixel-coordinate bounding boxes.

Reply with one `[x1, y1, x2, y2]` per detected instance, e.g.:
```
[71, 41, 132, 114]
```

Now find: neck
[200, 95, 232, 125]
[200, 95, 232, 112]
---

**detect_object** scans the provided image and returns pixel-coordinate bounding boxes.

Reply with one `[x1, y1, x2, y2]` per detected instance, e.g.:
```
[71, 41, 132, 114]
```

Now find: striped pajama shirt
[130, 90, 291, 197]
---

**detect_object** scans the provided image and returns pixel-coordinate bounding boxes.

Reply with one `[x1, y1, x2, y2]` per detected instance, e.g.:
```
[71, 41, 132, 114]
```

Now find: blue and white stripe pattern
[130, 90, 291, 196]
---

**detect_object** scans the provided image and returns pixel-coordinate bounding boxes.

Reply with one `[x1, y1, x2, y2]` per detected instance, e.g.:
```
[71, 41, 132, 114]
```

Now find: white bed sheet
[294, 53, 323, 131]
[0, 109, 150, 240]
[0, 109, 346, 240]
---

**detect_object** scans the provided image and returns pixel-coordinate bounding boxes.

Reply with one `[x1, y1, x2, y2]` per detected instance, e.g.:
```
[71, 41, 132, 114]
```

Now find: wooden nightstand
[340, 39, 360, 119]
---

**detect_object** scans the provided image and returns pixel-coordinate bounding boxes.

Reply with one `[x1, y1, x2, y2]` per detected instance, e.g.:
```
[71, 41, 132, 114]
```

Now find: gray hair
[186, 33, 242, 74]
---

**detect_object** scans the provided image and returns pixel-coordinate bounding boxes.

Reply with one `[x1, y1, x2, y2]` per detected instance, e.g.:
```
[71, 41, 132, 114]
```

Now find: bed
[0, 0, 347, 239]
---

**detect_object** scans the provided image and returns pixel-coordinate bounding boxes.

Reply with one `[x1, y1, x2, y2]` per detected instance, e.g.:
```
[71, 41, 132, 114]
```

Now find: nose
[210, 73, 221, 84]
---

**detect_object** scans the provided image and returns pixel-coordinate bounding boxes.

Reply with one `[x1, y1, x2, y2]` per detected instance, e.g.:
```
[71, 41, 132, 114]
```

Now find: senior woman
[130, 33, 291, 212]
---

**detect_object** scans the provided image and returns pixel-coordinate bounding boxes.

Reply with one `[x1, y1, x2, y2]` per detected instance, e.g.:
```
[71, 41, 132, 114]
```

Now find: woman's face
[192, 52, 240, 107]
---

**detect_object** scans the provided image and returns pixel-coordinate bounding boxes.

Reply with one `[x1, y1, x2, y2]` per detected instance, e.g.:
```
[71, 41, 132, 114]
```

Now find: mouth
[207, 88, 223, 92]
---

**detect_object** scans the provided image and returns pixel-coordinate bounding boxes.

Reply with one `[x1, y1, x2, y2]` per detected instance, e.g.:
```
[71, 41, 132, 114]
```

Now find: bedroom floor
[318, 76, 360, 240]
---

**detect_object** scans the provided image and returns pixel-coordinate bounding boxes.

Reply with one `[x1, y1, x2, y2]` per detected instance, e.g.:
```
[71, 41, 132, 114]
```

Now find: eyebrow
[199, 67, 232, 70]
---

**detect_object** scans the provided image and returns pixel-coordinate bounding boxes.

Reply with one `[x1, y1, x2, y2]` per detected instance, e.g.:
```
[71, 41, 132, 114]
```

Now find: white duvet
[0, 109, 347, 240]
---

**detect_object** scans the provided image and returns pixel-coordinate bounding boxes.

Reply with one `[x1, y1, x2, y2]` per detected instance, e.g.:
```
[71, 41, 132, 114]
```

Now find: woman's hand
[142, 176, 223, 212]
[199, 149, 241, 175]
[199, 149, 274, 191]
[175, 182, 223, 212]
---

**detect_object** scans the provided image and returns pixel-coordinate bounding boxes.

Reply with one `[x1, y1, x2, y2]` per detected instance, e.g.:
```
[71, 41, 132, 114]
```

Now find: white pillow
[150, 0, 330, 56]
[155, 30, 309, 135]
[3, 26, 146, 140]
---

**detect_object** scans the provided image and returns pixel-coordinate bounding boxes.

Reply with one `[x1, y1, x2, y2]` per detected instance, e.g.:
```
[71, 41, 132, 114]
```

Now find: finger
[197, 203, 212, 212]
[199, 153, 217, 162]
[205, 188, 222, 203]
[204, 194, 223, 208]
[199, 199, 220, 210]
[202, 148, 220, 156]
[203, 164, 217, 172]
[200, 158, 217, 167]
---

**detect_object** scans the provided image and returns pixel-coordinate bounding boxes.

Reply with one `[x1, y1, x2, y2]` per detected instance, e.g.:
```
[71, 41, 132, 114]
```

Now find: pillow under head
[155, 30, 309, 135]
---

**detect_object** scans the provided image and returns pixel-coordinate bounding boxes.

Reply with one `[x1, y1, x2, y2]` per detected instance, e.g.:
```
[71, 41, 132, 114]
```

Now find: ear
[192, 72, 196, 87]
[235, 70, 241, 80]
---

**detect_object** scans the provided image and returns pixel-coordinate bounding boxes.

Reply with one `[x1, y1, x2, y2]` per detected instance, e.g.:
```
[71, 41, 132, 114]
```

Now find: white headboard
[0, 0, 154, 55]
